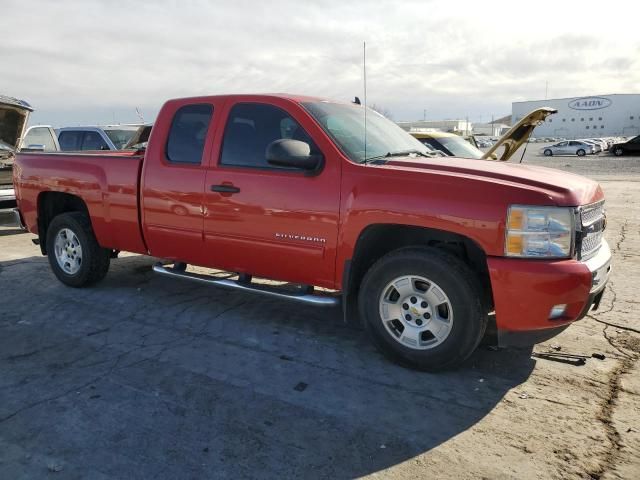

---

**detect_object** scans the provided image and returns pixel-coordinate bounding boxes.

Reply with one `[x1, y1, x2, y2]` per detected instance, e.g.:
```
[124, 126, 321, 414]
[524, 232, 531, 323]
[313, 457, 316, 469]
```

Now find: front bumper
[489, 240, 611, 347]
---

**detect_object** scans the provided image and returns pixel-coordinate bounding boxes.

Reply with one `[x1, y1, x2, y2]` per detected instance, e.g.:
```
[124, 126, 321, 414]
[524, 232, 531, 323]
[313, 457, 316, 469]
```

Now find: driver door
[202, 99, 341, 288]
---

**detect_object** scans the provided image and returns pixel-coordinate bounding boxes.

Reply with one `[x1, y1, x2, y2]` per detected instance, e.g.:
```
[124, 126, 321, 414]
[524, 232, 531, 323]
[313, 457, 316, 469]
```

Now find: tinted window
[82, 131, 109, 150]
[166, 104, 213, 164]
[220, 103, 316, 168]
[58, 131, 82, 151]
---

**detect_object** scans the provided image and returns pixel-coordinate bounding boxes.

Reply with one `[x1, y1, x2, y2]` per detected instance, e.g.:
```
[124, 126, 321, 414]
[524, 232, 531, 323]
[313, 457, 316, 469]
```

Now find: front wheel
[544, 149, 553, 156]
[614, 147, 624, 156]
[359, 247, 487, 371]
[577, 149, 586, 157]
[46, 212, 111, 287]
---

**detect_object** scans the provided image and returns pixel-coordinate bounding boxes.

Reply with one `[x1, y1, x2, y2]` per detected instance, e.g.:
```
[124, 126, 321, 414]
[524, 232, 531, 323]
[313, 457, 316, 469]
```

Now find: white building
[512, 94, 640, 139]
[473, 122, 510, 137]
[397, 119, 472, 135]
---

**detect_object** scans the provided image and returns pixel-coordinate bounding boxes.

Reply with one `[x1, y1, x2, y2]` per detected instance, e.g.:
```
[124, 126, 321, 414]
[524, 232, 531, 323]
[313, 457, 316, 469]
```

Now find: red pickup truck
[13, 94, 611, 370]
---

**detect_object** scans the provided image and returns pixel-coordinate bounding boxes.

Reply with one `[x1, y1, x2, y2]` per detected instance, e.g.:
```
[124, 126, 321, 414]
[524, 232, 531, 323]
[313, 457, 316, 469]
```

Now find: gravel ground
[0, 152, 638, 479]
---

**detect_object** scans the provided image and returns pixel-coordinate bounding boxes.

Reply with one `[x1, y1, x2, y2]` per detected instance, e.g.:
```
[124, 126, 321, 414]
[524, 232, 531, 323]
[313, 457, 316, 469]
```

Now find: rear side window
[166, 104, 213, 164]
[58, 131, 82, 151]
[82, 131, 109, 150]
[22, 127, 57, 150]
[220, 103, 316, 169]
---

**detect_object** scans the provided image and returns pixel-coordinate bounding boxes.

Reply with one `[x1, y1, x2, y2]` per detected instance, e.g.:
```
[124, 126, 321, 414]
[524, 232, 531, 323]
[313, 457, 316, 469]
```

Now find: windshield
[421, 136, 484, 159]
[302, 101, 431, 163]
[104, 129, 137, 149]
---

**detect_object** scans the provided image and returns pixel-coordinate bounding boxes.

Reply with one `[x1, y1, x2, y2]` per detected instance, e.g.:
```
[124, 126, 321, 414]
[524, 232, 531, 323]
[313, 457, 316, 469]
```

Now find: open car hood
[482, 107, 557, 161]
[124, 124, 153, 149]
[0, 95, 33, 153]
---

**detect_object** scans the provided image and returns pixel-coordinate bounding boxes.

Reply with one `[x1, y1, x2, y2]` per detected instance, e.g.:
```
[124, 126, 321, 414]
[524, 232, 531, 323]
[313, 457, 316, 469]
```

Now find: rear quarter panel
[14, 152, 146, 254]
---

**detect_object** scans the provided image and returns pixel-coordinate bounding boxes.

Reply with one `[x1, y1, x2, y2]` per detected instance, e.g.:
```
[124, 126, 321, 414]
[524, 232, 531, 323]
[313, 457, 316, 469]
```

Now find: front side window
[166, 104, 213, 164]
[302, 101, 432, 163]
[82, 131, 109, 150]
[220, 103, 317, 169]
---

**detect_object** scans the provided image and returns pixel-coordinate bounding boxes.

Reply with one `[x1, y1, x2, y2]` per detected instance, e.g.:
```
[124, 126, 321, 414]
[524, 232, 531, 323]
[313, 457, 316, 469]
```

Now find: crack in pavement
[585, 215, 639, 479]
[613, 219, 628, 253]
[585, 354, 636, 480]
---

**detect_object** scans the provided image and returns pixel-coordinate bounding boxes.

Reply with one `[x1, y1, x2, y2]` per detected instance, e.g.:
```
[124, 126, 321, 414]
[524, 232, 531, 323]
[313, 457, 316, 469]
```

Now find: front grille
[577, 200, 605, 260]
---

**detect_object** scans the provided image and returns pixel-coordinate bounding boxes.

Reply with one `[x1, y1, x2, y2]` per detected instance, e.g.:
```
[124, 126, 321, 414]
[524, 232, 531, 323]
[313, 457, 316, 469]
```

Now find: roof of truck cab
[168, 93, 337, 104]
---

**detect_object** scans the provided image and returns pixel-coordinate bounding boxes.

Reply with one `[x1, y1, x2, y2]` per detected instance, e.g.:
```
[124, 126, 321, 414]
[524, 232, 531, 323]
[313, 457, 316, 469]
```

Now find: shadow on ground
[0, 254, 535, 479]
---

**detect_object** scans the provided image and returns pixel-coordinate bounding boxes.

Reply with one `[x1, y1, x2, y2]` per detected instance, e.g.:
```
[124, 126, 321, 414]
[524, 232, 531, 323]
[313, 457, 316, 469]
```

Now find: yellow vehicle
[410, 108, 557, 161]
[410, 131, 484, 159]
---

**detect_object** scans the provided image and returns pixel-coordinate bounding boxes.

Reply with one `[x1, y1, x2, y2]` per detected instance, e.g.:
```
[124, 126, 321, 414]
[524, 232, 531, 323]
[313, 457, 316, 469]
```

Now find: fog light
[549, 304, 567, 319]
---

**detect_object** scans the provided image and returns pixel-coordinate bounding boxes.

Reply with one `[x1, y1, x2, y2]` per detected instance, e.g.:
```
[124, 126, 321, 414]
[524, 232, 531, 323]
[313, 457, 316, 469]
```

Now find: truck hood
[0, 95, 33, 154]
[381, 156, 603, 206]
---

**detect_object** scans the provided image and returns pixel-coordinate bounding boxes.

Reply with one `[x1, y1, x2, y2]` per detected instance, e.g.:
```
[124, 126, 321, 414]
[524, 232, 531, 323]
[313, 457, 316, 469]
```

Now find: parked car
[578, 140, 601, 153]
[541, 140, 596, 157]
[13, 93, 611, 371]
[20, 125, 60, 152]
[585, 138, 608, 151]
[411, 131, 485, 159]
[0, 94, 33, 208]
[610, 135, 640, 156]
[57, 125, 141, 151]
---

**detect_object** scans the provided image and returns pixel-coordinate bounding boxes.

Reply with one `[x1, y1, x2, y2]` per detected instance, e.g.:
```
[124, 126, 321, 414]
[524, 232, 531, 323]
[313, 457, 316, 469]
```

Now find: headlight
[505, 206, 575, 258]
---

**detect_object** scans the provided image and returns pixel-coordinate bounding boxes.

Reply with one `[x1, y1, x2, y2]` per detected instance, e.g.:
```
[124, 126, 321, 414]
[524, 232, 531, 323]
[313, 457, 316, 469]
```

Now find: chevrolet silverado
[13, 94, 611, 370]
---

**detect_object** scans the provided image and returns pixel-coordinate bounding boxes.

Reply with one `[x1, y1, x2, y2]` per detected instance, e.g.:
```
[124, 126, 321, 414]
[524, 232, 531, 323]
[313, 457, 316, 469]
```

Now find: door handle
[210, 184, 240, 194]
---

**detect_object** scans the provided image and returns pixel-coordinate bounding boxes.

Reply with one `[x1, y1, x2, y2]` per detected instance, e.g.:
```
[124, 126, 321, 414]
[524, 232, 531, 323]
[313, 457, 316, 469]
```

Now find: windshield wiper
[365, 149, 433, 163]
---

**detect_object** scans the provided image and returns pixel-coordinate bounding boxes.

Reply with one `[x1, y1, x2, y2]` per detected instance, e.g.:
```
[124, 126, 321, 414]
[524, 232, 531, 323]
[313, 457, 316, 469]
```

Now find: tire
[614, 147, 624, 156]
[543, 149, 552, 156]
[358, 247, 487, 371]
[46, 212, 110, 287]
[577, 149, 586, 157]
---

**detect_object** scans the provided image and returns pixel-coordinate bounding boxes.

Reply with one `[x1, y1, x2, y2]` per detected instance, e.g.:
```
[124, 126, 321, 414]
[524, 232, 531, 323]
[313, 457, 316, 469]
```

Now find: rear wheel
[359, 247, 487, 371]
[46, 212, 110, 287]
[543, 149, 553, 156]
[577, 149, 586, 157]
[614, 147, 624, 156]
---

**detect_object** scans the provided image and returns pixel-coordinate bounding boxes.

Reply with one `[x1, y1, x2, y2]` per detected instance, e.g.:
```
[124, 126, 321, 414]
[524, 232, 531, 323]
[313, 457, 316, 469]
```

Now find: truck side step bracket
[152, 263, 340, 307]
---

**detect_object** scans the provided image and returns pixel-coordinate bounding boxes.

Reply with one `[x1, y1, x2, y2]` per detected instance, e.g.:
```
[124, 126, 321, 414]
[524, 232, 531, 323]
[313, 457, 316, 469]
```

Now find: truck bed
[14, 151, 147, 254]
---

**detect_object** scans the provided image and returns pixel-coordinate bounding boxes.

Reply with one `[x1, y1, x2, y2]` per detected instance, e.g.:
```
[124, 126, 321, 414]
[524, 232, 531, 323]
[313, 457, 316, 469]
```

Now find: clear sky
[4, 0, 639, 127]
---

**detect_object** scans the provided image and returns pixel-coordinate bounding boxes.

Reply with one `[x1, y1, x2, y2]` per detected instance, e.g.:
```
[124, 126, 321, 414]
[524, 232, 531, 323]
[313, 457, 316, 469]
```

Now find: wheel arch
[37, 191, 90, 255]
[342, 223, 493, 325]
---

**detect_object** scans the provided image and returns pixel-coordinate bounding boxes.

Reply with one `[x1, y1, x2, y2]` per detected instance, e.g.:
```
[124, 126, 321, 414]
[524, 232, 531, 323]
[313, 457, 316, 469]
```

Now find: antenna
[135, 107, 145, 123]
[363, 41, 367, 163]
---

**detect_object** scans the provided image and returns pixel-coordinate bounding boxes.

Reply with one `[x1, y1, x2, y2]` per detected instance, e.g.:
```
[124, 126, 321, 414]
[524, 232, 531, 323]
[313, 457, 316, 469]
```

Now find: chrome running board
[153, 263, 340, 307]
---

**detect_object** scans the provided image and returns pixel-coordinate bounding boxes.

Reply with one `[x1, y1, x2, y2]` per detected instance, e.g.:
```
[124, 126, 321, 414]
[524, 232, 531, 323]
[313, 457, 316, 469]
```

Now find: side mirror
[266, 139, 323, 172]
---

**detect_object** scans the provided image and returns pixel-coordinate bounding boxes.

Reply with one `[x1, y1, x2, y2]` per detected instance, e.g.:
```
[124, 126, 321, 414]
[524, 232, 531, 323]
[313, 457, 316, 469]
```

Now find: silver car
[541, 140, 596, 157]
